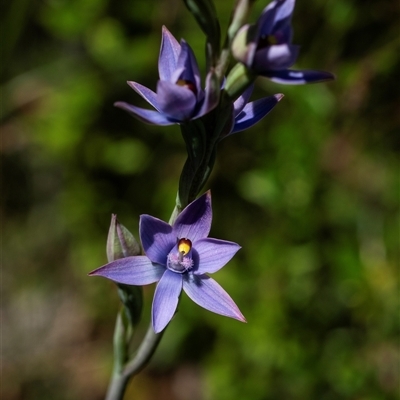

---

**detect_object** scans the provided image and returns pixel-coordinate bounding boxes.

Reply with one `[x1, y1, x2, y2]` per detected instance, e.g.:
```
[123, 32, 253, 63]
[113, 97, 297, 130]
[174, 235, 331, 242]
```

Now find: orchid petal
[231, 94, 283, 134]
[89, 256, 165, 285]
[156, 80, 197, 120]
[258, 0, 295, 37]
[193, 238, 241, 274]
[127, 81, 161, 112]
[183, 275, 246, 322]
[159, 26, 181, 81]
[140, 215, 175, 265]
[174, 40, 202, 95]
[173, 191, 212, 241]
[233, 84, 254, 117]
[263, 69, 335, 85]
[253, 44, 299, 71]
[152, 270, 183, 333]
[196, 71, 220, 118]
[114, 102, 176, 125]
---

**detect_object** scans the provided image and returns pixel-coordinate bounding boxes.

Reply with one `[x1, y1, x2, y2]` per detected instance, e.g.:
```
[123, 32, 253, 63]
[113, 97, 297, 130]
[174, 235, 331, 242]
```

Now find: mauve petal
[159, 26, 181, 81]
[231, 94, 283, 134]
[263, 69, 335, 85]
[156, 80, 197, 120]
[183, 275, 246, 322]
[114, 102, 176, 125]
[173, 191, 212, 241]
[127, 81, 161, 112]
[152, 270, 183, 333]
[89, 256, 165, 285]
[193, 238, 241, 274]
[233, 85, 254, 117]
[140, 215, 175, 265]
[253, 44, 299, 71]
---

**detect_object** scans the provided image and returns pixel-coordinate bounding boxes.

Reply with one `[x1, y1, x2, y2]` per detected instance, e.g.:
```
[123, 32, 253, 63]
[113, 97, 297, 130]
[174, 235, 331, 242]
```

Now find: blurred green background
[2, 0, 399, 399]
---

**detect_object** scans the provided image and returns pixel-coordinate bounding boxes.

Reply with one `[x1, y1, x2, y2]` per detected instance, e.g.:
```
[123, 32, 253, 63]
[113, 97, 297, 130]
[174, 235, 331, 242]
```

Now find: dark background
[2, 0, 399, 399]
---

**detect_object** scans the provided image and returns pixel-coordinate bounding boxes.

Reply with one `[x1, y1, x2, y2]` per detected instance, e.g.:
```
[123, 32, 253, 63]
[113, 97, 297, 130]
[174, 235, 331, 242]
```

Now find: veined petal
[253, 44, 299, 71]
[89, 256, 165, 285]
[262, 69, 335, 84]
[152, 270, 183, 333]
[193, 238, 241, 274]
[173, 191, 212, 241]
[159, 26, 181, 81]
[156, 80, 197, 120]
[140, 215, 175, 265]
[231, 94, 283, 134]
[233, 84, 254, 117]
[114, 102, 176, 125]
[183, 275, 246, 322]
[127, 81, 161, 112]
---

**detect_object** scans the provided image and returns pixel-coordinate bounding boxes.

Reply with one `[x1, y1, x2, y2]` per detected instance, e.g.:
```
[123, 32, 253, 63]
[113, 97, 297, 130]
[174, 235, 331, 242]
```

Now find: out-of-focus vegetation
[2, 0, 398, 399]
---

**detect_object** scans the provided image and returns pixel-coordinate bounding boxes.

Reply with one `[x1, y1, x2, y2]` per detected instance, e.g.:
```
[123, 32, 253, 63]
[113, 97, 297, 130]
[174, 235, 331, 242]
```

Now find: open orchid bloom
[228, 85, 284, 136]
[114, 26, 219, 125]
[232, 0, 334, 84]
[89, 192, 246, 333]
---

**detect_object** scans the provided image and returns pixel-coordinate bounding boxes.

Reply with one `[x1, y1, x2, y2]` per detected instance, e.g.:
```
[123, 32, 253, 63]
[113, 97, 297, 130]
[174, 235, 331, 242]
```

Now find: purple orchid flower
[228, 85, 284, 136]
[232, 0, 334, 84]
[89, 191, 246, 333]
[114, 26, 219, 125]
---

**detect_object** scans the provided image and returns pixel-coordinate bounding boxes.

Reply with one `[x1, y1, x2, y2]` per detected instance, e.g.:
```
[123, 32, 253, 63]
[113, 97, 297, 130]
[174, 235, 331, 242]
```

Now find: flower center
[258, 34, 278, 49]
[176, 79, 197, 95]
[167, 238, 194, 273]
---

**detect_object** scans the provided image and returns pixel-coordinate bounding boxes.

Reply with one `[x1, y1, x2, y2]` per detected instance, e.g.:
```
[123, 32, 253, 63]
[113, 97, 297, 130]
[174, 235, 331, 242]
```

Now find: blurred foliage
[1, 0, 399, 399]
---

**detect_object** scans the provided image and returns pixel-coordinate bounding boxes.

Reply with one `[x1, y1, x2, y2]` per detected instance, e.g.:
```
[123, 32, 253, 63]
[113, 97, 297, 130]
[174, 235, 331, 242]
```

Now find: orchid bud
[106, 214, 143, 327]
[183, 0, 221, 64]
[107, 214, 141, 262]
[224, 63, 255, 101]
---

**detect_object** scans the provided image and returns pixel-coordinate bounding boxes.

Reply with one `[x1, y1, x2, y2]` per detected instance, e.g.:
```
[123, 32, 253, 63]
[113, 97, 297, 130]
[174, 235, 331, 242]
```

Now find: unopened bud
[106, 214, 141, 262]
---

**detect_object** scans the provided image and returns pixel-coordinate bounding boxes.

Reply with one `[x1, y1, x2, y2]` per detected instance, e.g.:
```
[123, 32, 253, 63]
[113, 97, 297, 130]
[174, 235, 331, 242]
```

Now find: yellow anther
[178, 238, 192, 255]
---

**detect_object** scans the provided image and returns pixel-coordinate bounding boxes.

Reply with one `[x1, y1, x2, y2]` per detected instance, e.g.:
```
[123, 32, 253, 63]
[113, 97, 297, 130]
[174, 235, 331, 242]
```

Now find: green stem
[105, 321, 165, 400]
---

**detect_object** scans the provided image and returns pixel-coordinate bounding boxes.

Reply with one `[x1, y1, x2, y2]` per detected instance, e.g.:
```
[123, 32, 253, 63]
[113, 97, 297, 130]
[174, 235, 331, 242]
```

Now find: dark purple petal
[183, 275, 246, 322]
[233, 84, 254, 117]
[231, 94, 283, 134]
[258, 0, 295, 37]
[140, 215, 175, 265]
[253, 44, 299, 71]
[127, 81, 161, 112]
[89, 256, 165, 285]
[152, 270, 183, 333]
[262, 69, 335, 84]
[114, 102, 176, 125]
[173, 191, 212, 241]
[156, 80, 197, 120]
[159, 26, 181, 81]
[193, 238, 241, 274]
